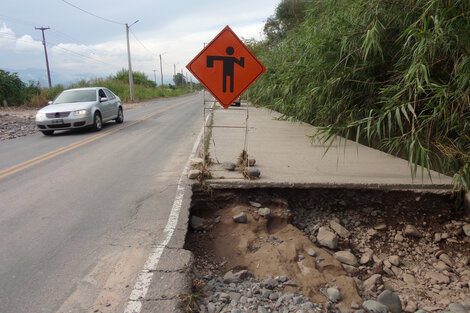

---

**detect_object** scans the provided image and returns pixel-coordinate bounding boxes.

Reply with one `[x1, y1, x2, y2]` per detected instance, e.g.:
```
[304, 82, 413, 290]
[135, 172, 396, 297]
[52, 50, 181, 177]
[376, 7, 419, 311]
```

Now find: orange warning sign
[186, 26, 266, 109]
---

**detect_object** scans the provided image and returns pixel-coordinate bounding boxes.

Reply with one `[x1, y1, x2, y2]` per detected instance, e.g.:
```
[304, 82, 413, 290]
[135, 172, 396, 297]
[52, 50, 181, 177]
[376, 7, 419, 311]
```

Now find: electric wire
[61, 0, 125, 25]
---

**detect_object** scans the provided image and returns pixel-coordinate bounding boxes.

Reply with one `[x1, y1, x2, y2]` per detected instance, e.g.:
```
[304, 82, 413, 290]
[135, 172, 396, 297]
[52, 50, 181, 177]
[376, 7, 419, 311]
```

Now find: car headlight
[36, 113, 46, 119]
[73, 109, 88, 116]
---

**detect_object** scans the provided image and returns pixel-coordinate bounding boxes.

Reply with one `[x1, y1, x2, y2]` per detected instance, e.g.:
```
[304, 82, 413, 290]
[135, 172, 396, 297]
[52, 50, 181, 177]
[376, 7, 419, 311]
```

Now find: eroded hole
[185, 188, 470, 312]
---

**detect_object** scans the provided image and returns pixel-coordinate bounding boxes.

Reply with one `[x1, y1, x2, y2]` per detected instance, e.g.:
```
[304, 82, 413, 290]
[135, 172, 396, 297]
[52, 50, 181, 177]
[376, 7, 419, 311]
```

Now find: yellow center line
[0, 98, 195, 180]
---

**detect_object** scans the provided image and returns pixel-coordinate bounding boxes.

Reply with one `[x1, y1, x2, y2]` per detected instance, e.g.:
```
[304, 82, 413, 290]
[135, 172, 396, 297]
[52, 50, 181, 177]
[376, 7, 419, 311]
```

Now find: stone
[363, 274, 382, 292]
[404, 301, 417, 313]
[360, 252, 373, 265]
[463, 224, 470, 237]
[233, 270, 253, 280]
[434, 260, 451, 272]
[377, 290, 402, 313]
[190, 216, 205, 230]
[232, 212, 247, 224]
[188, 169, 201, 179]
[343, 264, 358, 275]
[404, 225, 422, 237]
[389, 255, 400, 266]
[329, 220, 351, 238]
[402, 273, 417, 285]
[207, 303, 216, 313]
[258, 306, 269, 313]
[334, 251, 358, 266]
[362, 300, 388, 313]
[425, 271, 451, 284]
[448, 303, 468, 313]
[374, 223, 387, 231]
[258, 207, 271, 218]
[190, 157, 203, 166]
[249, 201, 262, 208]
[317, 227, 338, 250]
[439, 253, 454, 267]
[222, 162, 236, 171]
[394, 233, 404, 242]
[262, 277, 278, 289]
[246, 167, 261, 178]
[214, 216, 221, 223]
[248, 158, 256, 166]
[326, 287, 341, 302]
[307, 248, 317, 257]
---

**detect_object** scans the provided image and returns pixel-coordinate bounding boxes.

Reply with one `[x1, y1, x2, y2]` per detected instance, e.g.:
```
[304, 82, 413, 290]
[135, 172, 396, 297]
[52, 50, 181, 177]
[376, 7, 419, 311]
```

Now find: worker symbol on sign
[207, 46, 244, 93]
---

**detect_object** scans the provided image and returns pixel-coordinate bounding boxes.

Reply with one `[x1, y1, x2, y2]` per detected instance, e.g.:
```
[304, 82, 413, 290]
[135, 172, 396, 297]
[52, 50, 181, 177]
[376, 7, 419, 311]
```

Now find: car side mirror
[48, 101, 53, 105]
[100, 97, 108, 102]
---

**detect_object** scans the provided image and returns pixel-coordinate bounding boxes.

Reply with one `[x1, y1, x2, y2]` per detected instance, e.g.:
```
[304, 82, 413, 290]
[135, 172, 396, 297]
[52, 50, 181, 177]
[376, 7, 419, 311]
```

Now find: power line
[61, 0, 125, 25]
[129, 29, 156, 58]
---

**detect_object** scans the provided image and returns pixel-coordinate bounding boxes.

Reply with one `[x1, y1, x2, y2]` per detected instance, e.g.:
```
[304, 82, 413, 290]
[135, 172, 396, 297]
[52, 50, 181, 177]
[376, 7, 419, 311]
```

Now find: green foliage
[0, 69, 40, 106]
[173, 73, 187, 87]
[114, 68, 156, 88]
[249, 0, 470, 191]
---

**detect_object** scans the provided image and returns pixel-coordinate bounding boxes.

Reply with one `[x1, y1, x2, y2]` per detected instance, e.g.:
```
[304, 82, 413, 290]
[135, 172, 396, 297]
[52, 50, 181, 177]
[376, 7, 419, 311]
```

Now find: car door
[98, 88, 112, 120]
[104, 89, 118, 119]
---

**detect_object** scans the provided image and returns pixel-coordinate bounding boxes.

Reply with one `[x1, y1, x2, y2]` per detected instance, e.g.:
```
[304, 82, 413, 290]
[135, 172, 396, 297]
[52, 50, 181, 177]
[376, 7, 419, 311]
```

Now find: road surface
[0, 93, 203, 313]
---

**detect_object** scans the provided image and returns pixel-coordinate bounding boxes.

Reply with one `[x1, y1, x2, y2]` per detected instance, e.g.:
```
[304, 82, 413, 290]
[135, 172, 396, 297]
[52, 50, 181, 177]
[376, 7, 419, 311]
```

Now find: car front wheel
[115, 107, 124, 124]
[41, 130, 54, 136]
[92, 112, 102, 131]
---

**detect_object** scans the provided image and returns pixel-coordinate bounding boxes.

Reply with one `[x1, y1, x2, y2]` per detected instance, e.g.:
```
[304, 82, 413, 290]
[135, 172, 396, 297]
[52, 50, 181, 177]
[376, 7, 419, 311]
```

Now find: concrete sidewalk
[206, 102, 454, 191]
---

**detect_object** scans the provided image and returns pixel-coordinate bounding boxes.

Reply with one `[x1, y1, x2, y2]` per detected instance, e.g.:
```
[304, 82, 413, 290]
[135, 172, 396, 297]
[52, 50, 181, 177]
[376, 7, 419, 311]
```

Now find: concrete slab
[155, 248, 194, 272]
[144, 271, 191, 301]
[207, 104, 454, 190]
[140, 299, 184, 313]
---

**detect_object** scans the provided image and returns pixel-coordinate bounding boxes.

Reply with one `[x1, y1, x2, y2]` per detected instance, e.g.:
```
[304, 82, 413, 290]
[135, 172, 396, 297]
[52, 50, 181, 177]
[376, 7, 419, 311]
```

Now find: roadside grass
[20, 79, 192, 109]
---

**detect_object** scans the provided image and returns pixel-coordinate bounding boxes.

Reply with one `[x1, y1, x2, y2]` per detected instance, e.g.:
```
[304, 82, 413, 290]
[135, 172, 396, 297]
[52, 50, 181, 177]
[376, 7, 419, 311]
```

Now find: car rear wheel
[41, 130, 54, 136]
[93, 112, 102, 131]
[115, 107, 124, 124]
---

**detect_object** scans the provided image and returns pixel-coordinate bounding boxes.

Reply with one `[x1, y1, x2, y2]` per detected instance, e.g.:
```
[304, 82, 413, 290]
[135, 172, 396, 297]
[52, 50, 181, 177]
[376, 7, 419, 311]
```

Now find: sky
[0, 0, 279, 86]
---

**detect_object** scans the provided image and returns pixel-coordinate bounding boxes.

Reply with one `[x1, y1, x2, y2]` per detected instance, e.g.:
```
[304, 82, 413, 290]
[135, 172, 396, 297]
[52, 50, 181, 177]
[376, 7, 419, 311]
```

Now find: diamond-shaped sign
[186, 26, 266, 109]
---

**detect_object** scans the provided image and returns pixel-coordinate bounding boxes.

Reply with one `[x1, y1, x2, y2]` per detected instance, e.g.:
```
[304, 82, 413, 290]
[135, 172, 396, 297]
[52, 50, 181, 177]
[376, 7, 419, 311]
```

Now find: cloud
[15, 34, 42, 53]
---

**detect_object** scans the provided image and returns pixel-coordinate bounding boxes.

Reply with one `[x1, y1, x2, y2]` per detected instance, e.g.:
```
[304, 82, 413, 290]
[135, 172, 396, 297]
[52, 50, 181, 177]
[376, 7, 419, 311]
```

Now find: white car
[35, 87, 123, 136]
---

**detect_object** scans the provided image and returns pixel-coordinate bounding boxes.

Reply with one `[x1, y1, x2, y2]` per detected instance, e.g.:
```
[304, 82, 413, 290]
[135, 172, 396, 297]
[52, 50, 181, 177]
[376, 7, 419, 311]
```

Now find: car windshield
[54, 90, 96, 104]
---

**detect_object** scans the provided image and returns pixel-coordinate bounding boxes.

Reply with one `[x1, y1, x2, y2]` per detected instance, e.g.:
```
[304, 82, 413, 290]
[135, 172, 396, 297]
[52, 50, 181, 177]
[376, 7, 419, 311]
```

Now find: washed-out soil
[185, 188, 470, 312]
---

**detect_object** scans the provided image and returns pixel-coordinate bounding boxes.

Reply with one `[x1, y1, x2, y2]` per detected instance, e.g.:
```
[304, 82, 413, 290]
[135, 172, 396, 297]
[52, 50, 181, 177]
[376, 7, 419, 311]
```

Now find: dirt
[185, 188, 470, 311]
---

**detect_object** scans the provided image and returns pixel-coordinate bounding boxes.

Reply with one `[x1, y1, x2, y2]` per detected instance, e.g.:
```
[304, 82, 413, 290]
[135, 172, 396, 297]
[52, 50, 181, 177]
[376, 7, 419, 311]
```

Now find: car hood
[38, 102, 95, 113]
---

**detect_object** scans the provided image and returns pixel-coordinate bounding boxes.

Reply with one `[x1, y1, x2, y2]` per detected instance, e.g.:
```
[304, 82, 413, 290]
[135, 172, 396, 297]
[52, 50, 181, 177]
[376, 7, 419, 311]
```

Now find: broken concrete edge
[143, 133, 205, 313]
[205, 179, 455, 193]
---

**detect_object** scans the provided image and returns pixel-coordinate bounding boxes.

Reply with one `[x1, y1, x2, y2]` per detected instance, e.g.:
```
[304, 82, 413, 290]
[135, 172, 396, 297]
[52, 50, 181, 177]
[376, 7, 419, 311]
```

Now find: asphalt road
[0, 93, 203, 313]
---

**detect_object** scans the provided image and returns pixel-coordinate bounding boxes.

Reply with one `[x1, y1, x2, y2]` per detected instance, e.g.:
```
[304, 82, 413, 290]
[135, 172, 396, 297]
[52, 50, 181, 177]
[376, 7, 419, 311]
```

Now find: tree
[173, 73, 187, 87]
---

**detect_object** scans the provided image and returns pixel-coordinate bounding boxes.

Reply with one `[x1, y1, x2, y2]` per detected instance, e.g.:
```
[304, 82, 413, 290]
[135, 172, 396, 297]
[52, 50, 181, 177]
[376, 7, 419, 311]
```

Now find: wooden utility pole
[126, 20, 139, 101]
[35, 27, 52, 88]
[159, 54, 164, 96]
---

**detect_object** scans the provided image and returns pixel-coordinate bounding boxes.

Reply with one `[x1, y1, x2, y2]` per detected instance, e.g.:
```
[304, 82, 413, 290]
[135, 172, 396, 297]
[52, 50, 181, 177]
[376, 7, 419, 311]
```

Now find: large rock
[404, 224, 422, 237]
[317, 227, 338, 250]
[188, 169, 201, 179]
[329, 220, 351, 238]
[334, 251, 358, 266]
[425, 271, 451, 284]
[363, 300, 388, 313]
[363, 274, 383, 292]
[377, 290, 402, 313]
[232, 212, 248, 224]
[448, 303, 469, 313]
[258, 207, 271, 218]
[463, 224, 470, 237]
[190, 216, 205, 230]
[326, 287, 341, 302]
[222, 162, 236, 171]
